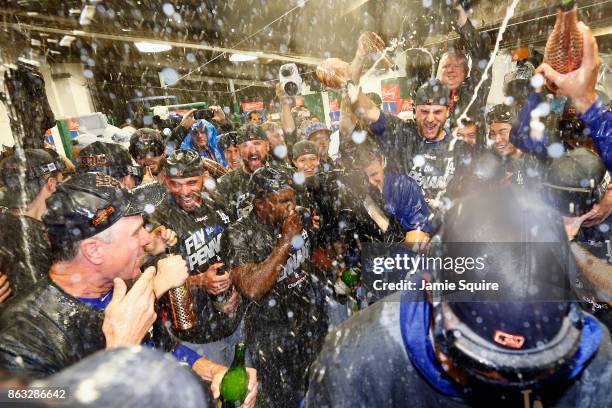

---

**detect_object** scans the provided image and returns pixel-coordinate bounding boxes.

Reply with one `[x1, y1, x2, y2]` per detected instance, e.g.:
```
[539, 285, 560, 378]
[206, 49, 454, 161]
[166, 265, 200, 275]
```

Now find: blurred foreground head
[433, 187, 583, 386]
[30, 347, 207, 408]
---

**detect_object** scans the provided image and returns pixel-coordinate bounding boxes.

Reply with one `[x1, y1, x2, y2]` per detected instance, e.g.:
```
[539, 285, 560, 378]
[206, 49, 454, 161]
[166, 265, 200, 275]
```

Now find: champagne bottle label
[543, 0, 582, 91]
[168, 284, 197, 331]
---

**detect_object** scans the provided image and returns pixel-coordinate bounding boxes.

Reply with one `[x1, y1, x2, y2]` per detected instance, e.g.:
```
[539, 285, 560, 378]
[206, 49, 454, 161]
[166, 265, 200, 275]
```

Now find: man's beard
[175, 192, 203, 211]
[243, 152, 266, 172]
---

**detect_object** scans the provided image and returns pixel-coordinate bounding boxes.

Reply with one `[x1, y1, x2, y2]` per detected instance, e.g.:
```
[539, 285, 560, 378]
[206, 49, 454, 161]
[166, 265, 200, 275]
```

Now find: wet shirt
[501, 153, 545, 187]
[150, 197, 238, 342]
[152, 197, 232, 275]
[370, 114, 460, 210]
[216, 167, 253, 220]
[221, 209, 325, 336]
[305, 290, 612, 408]
[383, 172, 431, 233]
[0, 208, 51, 300]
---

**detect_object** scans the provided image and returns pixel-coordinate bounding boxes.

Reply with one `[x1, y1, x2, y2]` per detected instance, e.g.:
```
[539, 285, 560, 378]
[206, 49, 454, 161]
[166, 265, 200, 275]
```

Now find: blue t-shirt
[383, 172, 431, 233]
[78, 290, 201, 367]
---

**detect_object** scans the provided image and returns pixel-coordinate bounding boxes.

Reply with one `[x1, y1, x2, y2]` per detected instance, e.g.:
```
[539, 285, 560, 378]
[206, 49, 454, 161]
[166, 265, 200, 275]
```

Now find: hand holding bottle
[153, 254, 189, 299]
[188, 262, 230, 295]
[537, 22, 600, 113]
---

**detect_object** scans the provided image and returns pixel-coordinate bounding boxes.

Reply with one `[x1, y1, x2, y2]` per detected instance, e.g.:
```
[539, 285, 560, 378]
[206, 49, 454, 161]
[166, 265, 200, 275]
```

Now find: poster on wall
[328, 92, 340, 132]
[381, 77, 415, 117]
[241, 101, 266, 122]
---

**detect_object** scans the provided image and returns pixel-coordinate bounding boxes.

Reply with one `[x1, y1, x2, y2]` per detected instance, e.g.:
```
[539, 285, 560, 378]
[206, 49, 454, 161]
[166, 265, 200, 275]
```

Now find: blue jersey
[383, 172, 431, 233]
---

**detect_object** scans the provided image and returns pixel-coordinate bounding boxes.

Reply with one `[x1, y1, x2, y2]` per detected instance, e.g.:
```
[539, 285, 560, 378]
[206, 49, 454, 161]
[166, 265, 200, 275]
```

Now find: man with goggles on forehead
[76, 141, 142, 188]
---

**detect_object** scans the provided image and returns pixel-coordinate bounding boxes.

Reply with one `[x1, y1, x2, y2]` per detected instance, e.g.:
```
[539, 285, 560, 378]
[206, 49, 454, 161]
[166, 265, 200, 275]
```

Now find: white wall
[0, 62, 95, 149]
[42, 63, 95, 119]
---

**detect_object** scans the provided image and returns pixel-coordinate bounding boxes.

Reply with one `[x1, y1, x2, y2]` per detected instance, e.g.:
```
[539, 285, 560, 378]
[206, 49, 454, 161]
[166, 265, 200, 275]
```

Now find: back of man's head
[0, 148, 64, 209]
[433, 187, 582, 386]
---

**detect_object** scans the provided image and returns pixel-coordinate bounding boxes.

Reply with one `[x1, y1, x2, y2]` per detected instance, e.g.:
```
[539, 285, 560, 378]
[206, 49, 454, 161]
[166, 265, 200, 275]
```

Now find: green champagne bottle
[341, 267, 361, 288]
[220, 342, 248, 408]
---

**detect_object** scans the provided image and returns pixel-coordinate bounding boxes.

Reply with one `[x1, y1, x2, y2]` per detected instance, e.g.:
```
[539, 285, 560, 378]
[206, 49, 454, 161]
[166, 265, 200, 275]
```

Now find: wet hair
[353, 142, 383, 169]
[452, 118, 478, 130]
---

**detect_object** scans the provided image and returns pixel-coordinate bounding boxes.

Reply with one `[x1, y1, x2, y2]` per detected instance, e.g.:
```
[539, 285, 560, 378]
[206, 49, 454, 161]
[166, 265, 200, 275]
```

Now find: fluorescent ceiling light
[229, 53, 258, 62]
[135, 42, 172, 53]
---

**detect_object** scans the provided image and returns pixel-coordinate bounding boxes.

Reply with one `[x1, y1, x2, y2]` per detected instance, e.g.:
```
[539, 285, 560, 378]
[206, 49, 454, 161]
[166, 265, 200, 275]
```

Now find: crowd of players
[0, 3, 610, 408]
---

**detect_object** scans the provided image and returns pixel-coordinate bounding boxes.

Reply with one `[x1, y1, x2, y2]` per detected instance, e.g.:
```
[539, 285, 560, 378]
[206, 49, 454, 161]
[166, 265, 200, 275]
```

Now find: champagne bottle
[167, 283, 197, 331]
[166, 247, 197, 331]
[211, 255, 234, 313]
[543, 0, 583, 92]
[334, 266, 362, 295]
[220, 342, 248, 408]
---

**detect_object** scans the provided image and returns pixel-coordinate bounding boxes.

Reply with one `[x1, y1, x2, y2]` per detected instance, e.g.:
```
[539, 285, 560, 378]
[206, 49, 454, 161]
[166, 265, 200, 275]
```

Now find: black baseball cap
[163, 149, 204, 179]
[129, 128, 165, 161]
[544, 148, 609, 216]
[77, 141, 141, 180]
[292, 140, 319, 159]
[248, 165, 293, 198]
[486, 104, 515, 125]
[415, 79, 450, 106]
[235, 124, 267, 145]
[433, 187, 581, 386]
[0, 148, 66, 208]
[218, 131, 239, 150]
[43, 172, 165, 248]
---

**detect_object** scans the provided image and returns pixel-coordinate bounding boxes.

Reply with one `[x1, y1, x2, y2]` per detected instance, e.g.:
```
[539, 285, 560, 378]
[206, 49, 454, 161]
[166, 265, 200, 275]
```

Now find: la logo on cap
[493, 329, 525, 349]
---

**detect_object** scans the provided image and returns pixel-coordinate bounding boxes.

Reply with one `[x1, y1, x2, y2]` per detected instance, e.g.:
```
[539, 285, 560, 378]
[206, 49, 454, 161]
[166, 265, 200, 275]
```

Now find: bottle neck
[560, 0, 575, 12]
[231, 345, 246, 368]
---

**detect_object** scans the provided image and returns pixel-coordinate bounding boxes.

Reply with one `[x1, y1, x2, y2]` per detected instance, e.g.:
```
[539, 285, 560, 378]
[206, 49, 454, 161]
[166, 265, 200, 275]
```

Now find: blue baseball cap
[304, 122, 331, 140]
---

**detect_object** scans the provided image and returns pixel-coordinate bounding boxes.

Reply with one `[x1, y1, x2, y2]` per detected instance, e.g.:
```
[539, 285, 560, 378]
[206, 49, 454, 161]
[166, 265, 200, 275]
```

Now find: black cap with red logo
[43, 172, 165, 249]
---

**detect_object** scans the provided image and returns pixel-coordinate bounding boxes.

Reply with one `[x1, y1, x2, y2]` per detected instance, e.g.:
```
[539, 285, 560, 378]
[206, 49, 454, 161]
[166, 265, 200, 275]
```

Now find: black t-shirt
[501, 153, 545, 187]
[221, 209, 326, 336]
[0, 208, 51, 300]
[151, 197, 239, 342]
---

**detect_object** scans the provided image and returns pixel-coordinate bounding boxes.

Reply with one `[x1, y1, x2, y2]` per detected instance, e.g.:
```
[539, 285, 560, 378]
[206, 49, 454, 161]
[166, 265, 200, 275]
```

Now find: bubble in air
[351, 130, 367, 144]
[83, 69, 94, 78]
[530, 73, 545, 89]
[204, 178, 217, 191]
[413, 154, 426, 168]
[160, 67, 179, 86]
[291, 235, 305, 249]
[547, 143, 565, 159]
[293, 171, 306, 185]
[162, 3, 175, 16]
[186, 53, 196, 63]
[273, 144, 288, 159]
